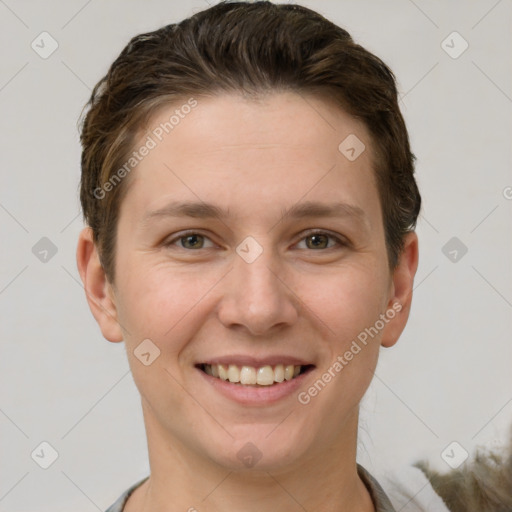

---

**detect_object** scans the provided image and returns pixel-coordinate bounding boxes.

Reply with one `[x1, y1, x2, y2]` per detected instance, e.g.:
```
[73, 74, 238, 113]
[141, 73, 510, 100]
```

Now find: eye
[163, 229, 347, 252]
[165, 231, 216, 250]
[295, 230, 346, 250]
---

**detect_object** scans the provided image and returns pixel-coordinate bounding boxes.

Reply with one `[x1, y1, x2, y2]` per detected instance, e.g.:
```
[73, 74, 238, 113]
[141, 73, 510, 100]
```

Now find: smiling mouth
[198, 363, 314, 386]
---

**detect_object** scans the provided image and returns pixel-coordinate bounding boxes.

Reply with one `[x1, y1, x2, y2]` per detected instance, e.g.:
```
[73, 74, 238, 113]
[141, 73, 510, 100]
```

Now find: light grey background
[1, 0, 511, 510]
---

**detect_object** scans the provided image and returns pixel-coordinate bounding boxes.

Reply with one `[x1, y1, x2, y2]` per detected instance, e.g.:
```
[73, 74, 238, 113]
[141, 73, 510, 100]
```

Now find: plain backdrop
[1, 1, 511, 510]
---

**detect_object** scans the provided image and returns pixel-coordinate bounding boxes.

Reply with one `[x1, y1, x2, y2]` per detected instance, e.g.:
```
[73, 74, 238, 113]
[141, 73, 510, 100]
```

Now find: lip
[199, 354, 313, 367]
[196, 364, 315, 406]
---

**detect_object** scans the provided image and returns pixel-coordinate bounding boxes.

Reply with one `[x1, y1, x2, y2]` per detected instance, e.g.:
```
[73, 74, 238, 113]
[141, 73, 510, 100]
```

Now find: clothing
[105, 475, 148, 512]
[105, 464, 397, 511]
[358, 464, 398, 511]
[379, 465, 450, 512]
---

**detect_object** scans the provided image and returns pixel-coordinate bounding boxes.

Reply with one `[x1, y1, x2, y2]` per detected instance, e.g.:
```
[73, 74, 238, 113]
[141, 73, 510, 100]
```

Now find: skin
[77, 92, 418, 511]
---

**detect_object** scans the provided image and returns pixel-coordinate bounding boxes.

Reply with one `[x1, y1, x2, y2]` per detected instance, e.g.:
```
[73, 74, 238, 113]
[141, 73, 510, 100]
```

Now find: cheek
[115, 262, 219, 350]
[298, 263, 389, 344]
[299, 268, 387, 418]
[114, 268, 201, 408]
[116, 253, 390, 348]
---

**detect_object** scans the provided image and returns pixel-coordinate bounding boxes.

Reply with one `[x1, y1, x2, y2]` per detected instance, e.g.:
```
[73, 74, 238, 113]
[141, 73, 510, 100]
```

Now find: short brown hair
[79, 0, 421, 283]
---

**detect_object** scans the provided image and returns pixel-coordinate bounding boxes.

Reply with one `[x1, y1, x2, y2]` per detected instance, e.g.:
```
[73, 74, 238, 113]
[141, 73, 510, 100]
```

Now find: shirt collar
[106, 466, 396, 512]
[358, 464, 397, 511]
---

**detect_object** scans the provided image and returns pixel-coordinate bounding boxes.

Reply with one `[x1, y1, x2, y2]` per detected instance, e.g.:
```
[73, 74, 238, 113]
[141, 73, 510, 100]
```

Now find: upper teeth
[203, 364, 301, 386]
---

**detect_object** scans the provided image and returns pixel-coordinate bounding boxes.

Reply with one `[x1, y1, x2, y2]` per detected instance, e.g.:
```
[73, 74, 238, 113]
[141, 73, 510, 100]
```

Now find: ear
[76, 227, 124, 343]
[381, 231, 419, 348]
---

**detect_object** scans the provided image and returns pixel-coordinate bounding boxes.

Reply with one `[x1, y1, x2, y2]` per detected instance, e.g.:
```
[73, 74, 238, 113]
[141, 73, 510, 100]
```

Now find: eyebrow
[142, 201, 229, 224]
[280, 201, 367, 223]
[141, 200, 369, 228]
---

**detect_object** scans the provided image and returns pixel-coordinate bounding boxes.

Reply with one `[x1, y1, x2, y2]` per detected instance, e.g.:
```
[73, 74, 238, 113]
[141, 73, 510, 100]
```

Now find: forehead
[119, 92, 381, 228]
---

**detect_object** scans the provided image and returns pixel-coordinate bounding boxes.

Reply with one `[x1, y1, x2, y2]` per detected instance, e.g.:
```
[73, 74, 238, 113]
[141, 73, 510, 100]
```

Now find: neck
[126, 402, 375, 512]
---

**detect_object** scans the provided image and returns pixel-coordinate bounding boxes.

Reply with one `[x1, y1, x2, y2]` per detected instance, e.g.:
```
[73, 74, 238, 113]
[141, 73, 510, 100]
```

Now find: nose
[217, 247, 299, 337]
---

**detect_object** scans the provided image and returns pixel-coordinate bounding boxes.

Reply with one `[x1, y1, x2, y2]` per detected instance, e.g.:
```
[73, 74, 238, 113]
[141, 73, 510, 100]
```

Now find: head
[77, 1, 420, 473]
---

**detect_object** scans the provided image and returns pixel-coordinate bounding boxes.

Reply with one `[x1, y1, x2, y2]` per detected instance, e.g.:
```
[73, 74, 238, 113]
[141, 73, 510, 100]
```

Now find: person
[76, 2, 423, 510]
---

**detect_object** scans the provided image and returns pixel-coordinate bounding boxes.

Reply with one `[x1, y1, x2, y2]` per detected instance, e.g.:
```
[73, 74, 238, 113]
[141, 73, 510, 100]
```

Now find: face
[79, 92, 417, 473]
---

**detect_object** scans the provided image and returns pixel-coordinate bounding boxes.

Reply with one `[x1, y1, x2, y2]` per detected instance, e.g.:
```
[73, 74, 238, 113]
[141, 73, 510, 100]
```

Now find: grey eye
[180, 234, 206, 249]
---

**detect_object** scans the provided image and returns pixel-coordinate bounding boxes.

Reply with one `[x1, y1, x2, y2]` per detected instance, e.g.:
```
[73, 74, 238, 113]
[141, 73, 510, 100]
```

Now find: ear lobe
[76, 227, 124, 343]
[381, 231, 419, 348]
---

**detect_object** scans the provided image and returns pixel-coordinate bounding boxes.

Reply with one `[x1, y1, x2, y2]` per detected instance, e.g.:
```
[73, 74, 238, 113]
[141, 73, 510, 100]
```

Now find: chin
[205, 424, 314, 472]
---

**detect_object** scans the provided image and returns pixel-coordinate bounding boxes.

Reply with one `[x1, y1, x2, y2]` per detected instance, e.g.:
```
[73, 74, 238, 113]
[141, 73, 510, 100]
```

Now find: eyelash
[164, 229, 348, 251]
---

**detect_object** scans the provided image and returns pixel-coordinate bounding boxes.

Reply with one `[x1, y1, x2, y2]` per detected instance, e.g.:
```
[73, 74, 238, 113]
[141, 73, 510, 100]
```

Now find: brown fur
[416, 434, 512, 512]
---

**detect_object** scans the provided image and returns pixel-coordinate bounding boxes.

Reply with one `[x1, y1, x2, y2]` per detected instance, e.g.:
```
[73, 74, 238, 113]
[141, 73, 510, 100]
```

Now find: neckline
[109, 464, 396, 511]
